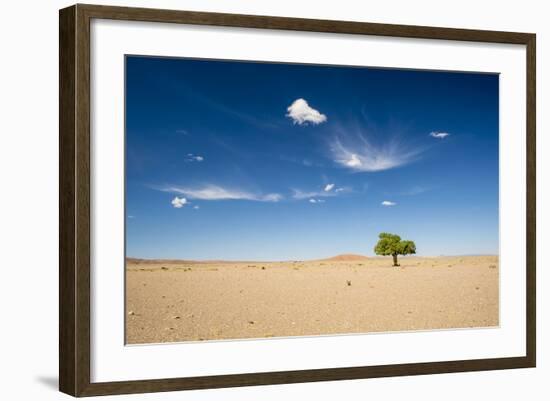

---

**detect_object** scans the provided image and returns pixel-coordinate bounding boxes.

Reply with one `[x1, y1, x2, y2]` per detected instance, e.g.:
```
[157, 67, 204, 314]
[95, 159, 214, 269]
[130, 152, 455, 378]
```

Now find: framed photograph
[59, 4, 536, 397]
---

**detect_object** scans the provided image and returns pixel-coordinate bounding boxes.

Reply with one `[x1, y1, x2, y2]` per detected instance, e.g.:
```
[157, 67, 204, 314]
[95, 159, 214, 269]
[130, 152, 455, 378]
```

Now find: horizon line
[126, 253, 499, 264]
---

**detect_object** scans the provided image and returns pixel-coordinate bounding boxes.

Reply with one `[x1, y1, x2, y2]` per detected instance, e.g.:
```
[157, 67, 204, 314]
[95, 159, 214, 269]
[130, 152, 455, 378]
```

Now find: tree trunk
[392, 253, 399, 266]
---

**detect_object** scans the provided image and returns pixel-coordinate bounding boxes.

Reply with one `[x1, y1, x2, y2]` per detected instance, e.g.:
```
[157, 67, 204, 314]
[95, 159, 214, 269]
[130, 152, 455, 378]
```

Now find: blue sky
[126, 56, 499, 260]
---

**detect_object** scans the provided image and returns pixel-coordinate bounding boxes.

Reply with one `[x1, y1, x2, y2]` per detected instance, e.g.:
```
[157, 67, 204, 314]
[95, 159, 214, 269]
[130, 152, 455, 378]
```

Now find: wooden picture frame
[59, 3, 536, 397]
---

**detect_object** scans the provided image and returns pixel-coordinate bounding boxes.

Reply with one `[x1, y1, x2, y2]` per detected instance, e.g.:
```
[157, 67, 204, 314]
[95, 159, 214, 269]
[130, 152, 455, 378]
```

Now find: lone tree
[374, 233, 416, 266]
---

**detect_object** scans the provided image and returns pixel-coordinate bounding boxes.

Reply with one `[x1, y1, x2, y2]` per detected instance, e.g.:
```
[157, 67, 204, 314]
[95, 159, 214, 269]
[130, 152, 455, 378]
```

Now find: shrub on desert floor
[374, 232, 416, 266]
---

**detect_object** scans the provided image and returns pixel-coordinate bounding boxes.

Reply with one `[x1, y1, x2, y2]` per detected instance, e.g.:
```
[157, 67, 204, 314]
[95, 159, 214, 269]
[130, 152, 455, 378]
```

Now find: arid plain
[126, 254, 498, 344]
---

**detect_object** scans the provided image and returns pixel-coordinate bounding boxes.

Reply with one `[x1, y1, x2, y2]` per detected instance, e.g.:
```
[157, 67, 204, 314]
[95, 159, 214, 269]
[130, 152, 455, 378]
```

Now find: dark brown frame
[59, 3, 536, 397]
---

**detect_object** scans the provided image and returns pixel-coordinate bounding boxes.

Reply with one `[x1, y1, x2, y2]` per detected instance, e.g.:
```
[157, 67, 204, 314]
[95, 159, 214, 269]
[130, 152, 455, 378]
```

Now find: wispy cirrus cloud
[181, 88, 280, 130]
[162, 185, 282, 202]
[381, 200, 397, 206]
[384, 185, 430, 197]
[292, 189, 330, 200]
[186, 153, 204, 162]
[330, 132, 424, 173]
[286, 98, 327, 125]
[292, 185, 350, 200]
[309, 198, 325, 204]
[279, 155, 324, 168]
[429, 131, 450, 139]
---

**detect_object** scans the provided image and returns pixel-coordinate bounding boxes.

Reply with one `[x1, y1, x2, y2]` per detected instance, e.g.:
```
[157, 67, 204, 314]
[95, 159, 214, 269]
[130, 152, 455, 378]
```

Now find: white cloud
[292, 189, 330, 200]
[262, 193, 284, 202]
[171, 196, 188, 208]
[286, 98, 327, 125]
[381, 200, 396, 206]
[293, 189, 319, 200]
[429, 131, 450, 139]
[186, 153, 204, 162]
[164, 185, 282, 202]
[331, 136, 423, 172]
[193, 205, 200, 210]
[292, 186, 351, 200]
[345, 154, 362, 167]
[309, 198, 325, 204]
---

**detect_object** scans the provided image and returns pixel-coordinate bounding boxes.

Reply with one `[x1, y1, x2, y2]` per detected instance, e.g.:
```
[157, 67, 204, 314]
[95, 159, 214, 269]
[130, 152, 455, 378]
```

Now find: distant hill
[126, 253, 370, 265]
[317, 254, 369, 262]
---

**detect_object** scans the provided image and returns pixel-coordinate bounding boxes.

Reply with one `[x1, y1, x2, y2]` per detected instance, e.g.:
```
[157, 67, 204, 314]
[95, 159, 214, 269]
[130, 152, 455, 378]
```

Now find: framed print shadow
[59, 3, 536, 397]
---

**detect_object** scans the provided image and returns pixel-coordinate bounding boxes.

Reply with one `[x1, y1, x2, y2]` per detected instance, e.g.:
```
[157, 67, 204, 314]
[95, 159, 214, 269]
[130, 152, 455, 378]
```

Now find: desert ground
[126, 255, 499, 344]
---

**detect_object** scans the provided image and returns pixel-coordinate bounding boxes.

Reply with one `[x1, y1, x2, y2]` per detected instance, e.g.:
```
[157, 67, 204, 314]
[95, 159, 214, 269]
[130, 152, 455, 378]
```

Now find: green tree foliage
[374, 233, 416, 266]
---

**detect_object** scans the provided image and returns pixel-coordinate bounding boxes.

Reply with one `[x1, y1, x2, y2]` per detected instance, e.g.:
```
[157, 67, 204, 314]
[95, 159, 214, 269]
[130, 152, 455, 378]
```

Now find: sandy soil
[126, 255, 499, 344]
